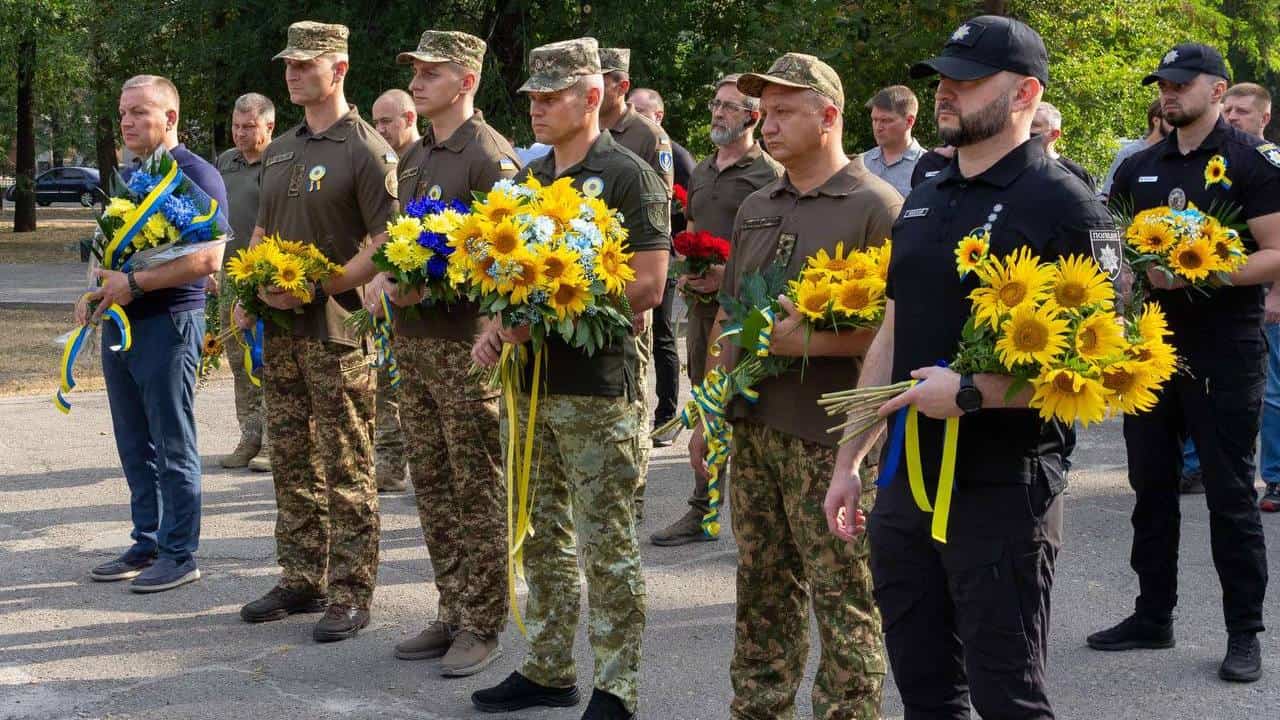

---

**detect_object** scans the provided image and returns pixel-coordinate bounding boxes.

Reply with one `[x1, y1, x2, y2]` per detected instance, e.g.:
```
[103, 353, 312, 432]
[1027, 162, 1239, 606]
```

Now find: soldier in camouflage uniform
[470, 37, 670, 720]
[234, 21, 399, 643]
[598, 46, 675, 522]
[364, 29, 520, 677]
[690, 54, 902, 719]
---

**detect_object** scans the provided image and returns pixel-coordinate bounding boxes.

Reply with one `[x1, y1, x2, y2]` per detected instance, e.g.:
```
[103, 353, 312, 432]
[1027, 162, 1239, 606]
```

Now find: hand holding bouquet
[377, 197, 469, 306]
[224, 235, 345, 329]
[671, 229, 730, 304]
[1120, 198, 1246, 296]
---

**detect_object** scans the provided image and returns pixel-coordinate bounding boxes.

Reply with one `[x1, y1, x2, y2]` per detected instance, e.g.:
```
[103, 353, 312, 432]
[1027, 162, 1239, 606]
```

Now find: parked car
[4, 167, 104, 207]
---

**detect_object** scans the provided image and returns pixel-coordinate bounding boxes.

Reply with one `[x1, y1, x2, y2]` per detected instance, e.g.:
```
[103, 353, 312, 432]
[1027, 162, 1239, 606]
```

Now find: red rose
[673, 183, 689, 208]
[673, 230, 695, 256]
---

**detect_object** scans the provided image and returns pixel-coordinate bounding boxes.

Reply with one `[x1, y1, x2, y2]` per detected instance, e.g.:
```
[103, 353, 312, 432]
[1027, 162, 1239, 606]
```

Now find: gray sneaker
[90, 550, 156, 582]
[440, 629, 502, 677]
[129, 557, 200, 594]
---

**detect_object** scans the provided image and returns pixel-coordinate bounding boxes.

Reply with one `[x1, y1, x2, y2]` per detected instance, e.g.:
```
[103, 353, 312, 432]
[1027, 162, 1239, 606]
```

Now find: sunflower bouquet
[788, 241, 890, 331]
[377, 197, 470, 305]
[820, 232, 1178, 437]
[224, 234, 345, 329]
[670, 229, 731, 304]
[1120, 201, 1247, 300]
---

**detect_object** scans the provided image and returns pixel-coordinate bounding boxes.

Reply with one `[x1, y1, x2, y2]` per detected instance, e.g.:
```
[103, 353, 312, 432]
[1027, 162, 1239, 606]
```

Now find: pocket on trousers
[944, 539, 1035, 672]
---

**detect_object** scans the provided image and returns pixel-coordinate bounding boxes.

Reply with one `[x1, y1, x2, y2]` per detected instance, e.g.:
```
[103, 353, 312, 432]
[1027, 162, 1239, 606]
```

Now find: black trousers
[652, 277, 680, 424]
[1122, 337, 1268, 634]
[870, 481, 1062, 720]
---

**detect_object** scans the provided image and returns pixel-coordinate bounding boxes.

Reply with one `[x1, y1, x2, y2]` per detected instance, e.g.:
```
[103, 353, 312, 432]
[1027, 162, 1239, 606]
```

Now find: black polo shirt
[880, 139, 1115, 520]
[1109, 116, 1280, 347]
[909, 149, 951, 189]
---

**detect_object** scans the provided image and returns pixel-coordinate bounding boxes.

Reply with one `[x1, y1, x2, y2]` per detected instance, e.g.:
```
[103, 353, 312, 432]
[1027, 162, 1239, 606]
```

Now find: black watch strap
[957, 373, 982, 414]
[127, 271, 145, 299]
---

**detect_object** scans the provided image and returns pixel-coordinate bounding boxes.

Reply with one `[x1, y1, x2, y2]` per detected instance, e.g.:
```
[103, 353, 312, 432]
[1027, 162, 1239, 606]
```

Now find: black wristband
[127, 271, 145, 299]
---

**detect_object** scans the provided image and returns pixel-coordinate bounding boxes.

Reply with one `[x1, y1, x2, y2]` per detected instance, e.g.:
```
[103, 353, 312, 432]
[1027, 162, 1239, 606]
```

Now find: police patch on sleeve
[1090, 229, 1123, 281]
[384, 170, 398, 200]
[658, 150, 673, 174]
[1257, 143, 1280, 169]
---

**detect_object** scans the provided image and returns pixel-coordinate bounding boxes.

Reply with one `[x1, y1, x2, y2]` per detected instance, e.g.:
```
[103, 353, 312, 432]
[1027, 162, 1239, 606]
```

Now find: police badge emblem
[1258, 143, 1280, 169]
[1090, 229, 1124, 281]
[1168, 187, 1187, 211]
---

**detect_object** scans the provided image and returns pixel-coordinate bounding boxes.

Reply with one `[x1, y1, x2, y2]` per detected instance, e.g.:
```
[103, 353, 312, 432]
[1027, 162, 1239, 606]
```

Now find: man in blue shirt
[80, 74, 228, 593]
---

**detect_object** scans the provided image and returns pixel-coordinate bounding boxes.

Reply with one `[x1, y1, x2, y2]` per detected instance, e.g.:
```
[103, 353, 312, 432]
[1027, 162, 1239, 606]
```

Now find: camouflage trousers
[395, 335, 507, 636]
[729, 421, 884, 720]
[263, 334, 379, 609]
[502, 392, 646, 714]
[633, 317, 654, 520]
[218, 277, 264, 445]
[374, 365, 406, 484]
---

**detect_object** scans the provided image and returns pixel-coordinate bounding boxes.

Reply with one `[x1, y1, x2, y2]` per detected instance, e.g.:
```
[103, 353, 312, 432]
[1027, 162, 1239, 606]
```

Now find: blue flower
[127, 171, 159, 196]
[449, 199, 469, 214]
[160, 195, 198, 229]
[418, 231, 450, 254]
[426, 255, 449, 279]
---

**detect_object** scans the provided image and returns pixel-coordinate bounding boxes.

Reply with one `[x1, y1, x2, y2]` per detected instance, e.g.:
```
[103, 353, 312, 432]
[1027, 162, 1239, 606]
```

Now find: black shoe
[1087, 613, 1175, 651]
[472, 672, 580, 713]
[581, 689, 634, 719]
[313, 604, 370, 642]
[240, 585, 328, 623]
[1219, 632, 1262, 682]
[89, 550, 156, 582]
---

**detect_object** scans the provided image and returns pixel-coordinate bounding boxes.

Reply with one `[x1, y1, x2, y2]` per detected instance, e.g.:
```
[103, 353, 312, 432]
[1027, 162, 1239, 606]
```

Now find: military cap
[738, 53, 844, 109]
[599, 47, 631, 74]
[1142, 42, 1230, 85]
[518, 37, 602, 93]
[397, 30, 486, 73]
[273, 21, 349, 61]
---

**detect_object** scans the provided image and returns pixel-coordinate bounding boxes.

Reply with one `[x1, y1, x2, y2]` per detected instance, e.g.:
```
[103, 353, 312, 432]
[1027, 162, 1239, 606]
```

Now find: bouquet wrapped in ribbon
[452, 175, 635, 633]
[55, 147, 227, 413]
[224, 234, 345, 330]
[820, 233, 1177, 541]
[655, 240, 891, 538]
[670, 229, 730, 304]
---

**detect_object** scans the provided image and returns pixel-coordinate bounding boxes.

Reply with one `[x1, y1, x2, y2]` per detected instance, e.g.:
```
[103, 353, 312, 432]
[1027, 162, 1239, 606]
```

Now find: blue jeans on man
[101, 309, 204, 566]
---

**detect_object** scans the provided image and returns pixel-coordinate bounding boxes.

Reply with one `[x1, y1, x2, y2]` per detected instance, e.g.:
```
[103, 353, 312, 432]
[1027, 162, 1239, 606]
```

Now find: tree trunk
[96, 113, 116, 192]
[14, 31, 37, 233]
[984, 0, 1008, 14]
[51, 117, 64, 167]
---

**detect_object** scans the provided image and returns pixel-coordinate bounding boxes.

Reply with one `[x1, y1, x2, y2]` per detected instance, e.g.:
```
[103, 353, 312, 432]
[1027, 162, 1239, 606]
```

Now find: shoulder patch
[499, 157, 517, 172]
[658, 135, 671, 148]
[741, 216, 782, 230]
[1089, 229, 1123, 281]
[265, 152, 294, 167]
[385, 171, 398, 200]
[384, 151, 399, 164]
[1257, 143, 1280, 169]
[658, 150, 674, 174]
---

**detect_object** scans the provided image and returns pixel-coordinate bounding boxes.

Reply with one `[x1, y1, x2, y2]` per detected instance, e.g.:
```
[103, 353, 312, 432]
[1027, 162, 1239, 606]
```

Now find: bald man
[369, 88, 419, 492]
[373, 89, 422, 156]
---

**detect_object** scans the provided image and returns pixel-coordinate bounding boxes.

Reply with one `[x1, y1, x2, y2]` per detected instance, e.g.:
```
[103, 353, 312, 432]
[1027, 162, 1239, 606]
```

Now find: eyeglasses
[708, 99, 752, 114]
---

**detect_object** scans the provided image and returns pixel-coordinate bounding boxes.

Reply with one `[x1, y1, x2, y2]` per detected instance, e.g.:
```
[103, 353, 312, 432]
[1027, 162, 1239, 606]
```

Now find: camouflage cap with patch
[518, 37, 602, 93]
[273, 21, 350, 61]
[737, 52, 845, 109]
[397, 30, 486, 72]
[599, 47, 631, 74]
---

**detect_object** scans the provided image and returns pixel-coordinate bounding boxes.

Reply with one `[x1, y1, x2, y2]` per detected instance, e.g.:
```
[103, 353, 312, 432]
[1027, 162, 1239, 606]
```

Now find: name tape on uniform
[902, 208, 930, 219]
[741, 215, 782, 230]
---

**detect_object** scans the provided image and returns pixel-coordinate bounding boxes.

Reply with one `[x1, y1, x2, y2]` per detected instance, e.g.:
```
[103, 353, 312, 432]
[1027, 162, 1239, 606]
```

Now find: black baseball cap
[1142, 43, 1230, 85]
[910, 15, 1049, 87]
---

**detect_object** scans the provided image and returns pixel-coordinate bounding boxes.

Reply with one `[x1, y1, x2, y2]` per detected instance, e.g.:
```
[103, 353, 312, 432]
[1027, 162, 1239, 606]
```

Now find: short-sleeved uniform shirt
[255, 107, 400, 347]
[880, 139, 1116, 526]
[909, 149, 951, 189]
[721, 157, 903, 447]
[861, 140, 925, 198]
[1056, 154, 1097, 193]
[216, 148, 262, 257]
[394, 111, 521, 341]
[519, 131, 671, 397]
[609, 104, 675, 195]
[685, 143, 783, 321]
[1109, 116, 1280, 354]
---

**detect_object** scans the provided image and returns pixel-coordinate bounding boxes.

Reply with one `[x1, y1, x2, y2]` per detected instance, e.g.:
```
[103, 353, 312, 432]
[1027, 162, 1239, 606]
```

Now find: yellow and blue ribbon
[53, 299, 132, 414]
[369, 293, 400, 388]
[237, 319, 264, 388]
[877, 375, 959, 543]
[104, 161, 182, 272]
[502, 344, 541, 636]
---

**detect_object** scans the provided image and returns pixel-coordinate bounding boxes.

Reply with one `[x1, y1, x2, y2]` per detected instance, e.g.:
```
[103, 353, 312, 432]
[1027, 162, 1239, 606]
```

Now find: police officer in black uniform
[824, 16, 1117, 719]
[1088, 43, 1280, 684]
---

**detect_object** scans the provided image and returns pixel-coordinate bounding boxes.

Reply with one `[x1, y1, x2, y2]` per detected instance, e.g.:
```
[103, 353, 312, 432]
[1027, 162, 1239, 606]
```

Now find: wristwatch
[956, 374, 983, 415]
[127, 271, 145, 300]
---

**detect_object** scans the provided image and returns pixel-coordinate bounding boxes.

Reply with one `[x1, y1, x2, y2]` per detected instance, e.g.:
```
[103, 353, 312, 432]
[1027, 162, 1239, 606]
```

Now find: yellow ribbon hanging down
[501, 343, 541, 637]
[53, 301, 132, 414]
[904, 405, 959, 543]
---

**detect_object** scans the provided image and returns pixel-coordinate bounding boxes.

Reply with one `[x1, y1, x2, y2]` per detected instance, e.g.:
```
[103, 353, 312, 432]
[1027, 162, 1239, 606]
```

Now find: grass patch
[0, 219, 97, 264]
[0, 306, 228, 397]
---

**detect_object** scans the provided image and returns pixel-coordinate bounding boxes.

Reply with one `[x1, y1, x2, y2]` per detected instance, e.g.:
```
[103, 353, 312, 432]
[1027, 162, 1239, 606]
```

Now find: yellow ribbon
[103, 160, 181, 269]
[904, 405, 959, 543]
[502, 343, 541, 636]
[53, 299, 132, 414]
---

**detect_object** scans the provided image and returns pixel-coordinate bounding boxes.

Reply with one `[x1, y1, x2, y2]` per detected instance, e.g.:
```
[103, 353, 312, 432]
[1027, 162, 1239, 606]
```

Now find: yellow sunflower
[547, 269, 591, 319]
[831, 278, 884, 320]
[276, 239, 312, 257]
[792, 277, 834, 321]
[485, 216, 527, 260]
[1073, 311, 1127, 362]
[1052, 255, 1113, 311]
[595, 237, 636, 295]
[1126, 219, 1178, 254]
[806, 242, 855, 278]
[387, 215, 424, 244]
[1204, 154, 1230, 188]
[1134, 301, 1172, 343]
[448, 213, 490, 256]
[874, 240, 892, 282]
[472, 254, 501, 294]
[226, 253, 255, 283]
[500, 249, 543, 305]
[995, 301, 1071, 369]
[970, 246, 1054, 330]
[1167, 237, 1215, 282]
[955, 231, 991, 278]
[1101, 360, 1161, 415]
[474, 189, 522, 224]
[270, 254, 308, 297]
[535, 244, 582, 286]
[534, 177, 584, 229]
[1030, 367, 1108, 426]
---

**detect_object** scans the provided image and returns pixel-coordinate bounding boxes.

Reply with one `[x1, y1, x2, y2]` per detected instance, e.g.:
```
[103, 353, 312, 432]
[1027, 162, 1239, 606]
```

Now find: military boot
[220, 435, 260, 468]
[650, 507, 716, 547]
[395, 620, 455, 660]
[248, 433, 272, 473]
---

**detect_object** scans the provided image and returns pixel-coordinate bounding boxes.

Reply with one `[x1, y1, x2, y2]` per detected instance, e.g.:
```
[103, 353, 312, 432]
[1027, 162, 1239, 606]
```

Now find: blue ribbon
[876, 407, 908, 487]
[241, 319, 264, 387]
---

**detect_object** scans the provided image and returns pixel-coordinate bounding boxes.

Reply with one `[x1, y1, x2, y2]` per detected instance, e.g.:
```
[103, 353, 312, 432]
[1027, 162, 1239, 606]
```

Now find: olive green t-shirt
[215, 148, 262, 257]
[394, 111, 521, 341]
[685, 143, 783, 320]
[519, 131, 671, 397]
[609, 104, 675, 195]
[255, 107, 400, 346]
[721, 157, 903, 446]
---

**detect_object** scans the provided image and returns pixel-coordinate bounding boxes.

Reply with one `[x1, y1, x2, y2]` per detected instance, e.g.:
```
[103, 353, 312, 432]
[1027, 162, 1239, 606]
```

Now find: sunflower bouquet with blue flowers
[1120, 201, 1247, 296]
[376, 197, 470, 305]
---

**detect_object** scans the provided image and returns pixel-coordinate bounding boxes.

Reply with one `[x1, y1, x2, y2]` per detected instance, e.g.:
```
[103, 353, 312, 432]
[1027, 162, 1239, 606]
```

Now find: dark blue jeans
[102, 308, 204, 563]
